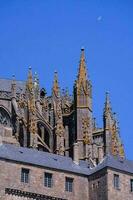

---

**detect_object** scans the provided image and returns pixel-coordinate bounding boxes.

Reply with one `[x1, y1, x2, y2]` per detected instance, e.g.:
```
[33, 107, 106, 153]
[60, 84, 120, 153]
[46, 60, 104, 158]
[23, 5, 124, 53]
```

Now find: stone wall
[88, 168, 108, 200]
[0, 159, 89, 200]
[107, 168, 133, 200]
[1, 158, 133, 200]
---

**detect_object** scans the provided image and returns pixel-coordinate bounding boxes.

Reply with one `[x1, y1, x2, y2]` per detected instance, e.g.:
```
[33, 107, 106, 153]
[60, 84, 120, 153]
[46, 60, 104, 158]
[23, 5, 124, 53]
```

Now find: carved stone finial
[11, 74, 16, 98]
[27, 67, 33, 92]
[111, 121, 118, 155]
[34, 72, 39, 87]
[53, 71, 60, 97]
[119, 143, 125, 158]
[34, 72, 40, 100]
[82, 117, 91, 145]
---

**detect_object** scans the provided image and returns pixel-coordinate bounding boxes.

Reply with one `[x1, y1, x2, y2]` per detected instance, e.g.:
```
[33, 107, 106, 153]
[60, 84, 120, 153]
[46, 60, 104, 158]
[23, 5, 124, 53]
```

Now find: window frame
[114, 174, 120, 190]
[65, 177, 74, 192]
[21, 168, 30, 184]
[44, 172, 53, 188]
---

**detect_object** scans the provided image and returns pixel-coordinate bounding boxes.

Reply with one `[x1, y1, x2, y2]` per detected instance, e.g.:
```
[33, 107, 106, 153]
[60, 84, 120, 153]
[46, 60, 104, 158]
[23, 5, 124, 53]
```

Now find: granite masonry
[0, 48, 133, 199]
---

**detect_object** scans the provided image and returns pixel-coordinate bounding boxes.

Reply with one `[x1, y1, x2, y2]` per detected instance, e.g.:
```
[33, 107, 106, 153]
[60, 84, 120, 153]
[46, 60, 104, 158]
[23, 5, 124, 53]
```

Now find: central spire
[74, 48, 92, 109]
[76, 48, 90, 97]
[77, 48, 87, 85]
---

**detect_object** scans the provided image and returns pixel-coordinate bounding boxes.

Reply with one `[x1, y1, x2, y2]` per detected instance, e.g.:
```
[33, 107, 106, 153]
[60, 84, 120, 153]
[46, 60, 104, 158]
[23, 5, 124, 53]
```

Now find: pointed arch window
[0, 107, 11, 127]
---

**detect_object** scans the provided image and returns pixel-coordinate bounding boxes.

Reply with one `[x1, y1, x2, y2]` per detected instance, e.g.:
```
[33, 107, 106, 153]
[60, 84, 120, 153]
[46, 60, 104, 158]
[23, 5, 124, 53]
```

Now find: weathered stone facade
[0, 48, 132, 199]
[0, 146, 133, 200]
[0, 159, 88, 200]
[107, 168, 133, 200]
[0, 48, 124, 164]
[88, 169, 108, 200]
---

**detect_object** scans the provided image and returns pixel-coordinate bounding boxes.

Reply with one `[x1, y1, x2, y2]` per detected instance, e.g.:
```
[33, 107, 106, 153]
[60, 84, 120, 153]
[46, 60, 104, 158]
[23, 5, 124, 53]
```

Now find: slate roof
[0, 143, 133, 176]
[0, 144, 90, 176]
[91, 155, 133, 175]
[0, 78, 25, 93]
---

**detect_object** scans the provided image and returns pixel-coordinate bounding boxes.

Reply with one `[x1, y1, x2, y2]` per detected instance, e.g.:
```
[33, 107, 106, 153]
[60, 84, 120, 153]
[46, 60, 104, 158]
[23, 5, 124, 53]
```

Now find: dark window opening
[130, 179, 133, 192]
[114, 174, 119, 189]
[19, 124, 24, 147]
[49, 115, 51, 123]
[45, 130, 50, 147]
[44, 172, 53, 188]
[65, 177, 73, 192]
[21, 168, 29, 183]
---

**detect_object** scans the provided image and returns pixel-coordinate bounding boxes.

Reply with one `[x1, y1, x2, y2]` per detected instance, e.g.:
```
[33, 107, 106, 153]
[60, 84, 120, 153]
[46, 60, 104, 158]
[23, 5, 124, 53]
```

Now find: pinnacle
[53, 71, 60, 97]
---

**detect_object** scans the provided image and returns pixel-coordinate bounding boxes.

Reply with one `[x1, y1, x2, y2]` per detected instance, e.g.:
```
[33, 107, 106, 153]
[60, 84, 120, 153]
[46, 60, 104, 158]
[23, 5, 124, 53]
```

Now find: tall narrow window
[44, 172, 53, 188]
[21, 168, 29, 183]
[130, 179, 133, 192]
[114, 174, 119, 189]
[65, 177, 73, 192]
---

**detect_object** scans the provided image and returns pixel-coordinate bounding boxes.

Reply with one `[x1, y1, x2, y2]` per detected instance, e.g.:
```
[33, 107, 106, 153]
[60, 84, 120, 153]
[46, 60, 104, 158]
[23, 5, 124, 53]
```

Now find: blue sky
[0, 0, 133, 159]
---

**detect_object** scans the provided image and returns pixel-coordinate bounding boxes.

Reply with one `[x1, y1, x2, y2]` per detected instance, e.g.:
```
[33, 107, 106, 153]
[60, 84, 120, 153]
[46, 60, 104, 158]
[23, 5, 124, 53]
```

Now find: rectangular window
[130, 179, 133, 192]
[44, 172, 53, 188]
[114, 174, 119, 189]
[65, 177, 73, 192]
[21, 168, 29, 183]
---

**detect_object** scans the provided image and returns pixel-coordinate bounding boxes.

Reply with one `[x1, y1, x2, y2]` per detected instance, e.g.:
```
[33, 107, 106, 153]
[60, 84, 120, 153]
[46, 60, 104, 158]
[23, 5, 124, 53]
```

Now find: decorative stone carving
[55, 123, 64, 137]
[111, 121, 119, 156]
[58, 144, 65, 155]
[18, 93, 26, 109]
[82, 117, 91, 145]
[56, 100, 62, 119]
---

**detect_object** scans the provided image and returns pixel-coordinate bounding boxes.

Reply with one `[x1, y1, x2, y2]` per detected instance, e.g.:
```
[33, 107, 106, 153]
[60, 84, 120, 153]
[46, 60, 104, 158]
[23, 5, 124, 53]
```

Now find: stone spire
[103, 92, 113, 133]
[111, 113, 119, 156]
[103, 92, 114, 155]
[119, 143, 125, 158]
[34, 72, 39, 87]
[52, 71, 65, 155]
[26, 67, 37, 148]
[78, 48, 87, 79]
[26, 66, 34, 93]
[104, 92, 112, 118]
[112, 114, 125, 158]
[76, 48, 88, 94]
[53, 71, 60, 97]
[34, 72, 40, 100]
[11, 74, 16, 98]
[103, 93, 125, 158]
[74, 48, 92, 110]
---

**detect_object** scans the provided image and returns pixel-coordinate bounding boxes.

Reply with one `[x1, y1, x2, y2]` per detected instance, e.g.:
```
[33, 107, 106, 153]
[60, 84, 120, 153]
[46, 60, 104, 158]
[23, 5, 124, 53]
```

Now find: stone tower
[73, 48, 93, 161]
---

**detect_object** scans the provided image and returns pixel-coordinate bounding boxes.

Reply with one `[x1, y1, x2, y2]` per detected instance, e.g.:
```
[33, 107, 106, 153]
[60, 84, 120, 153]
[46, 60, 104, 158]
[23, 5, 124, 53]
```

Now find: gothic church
[0, 49, 132, 200]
